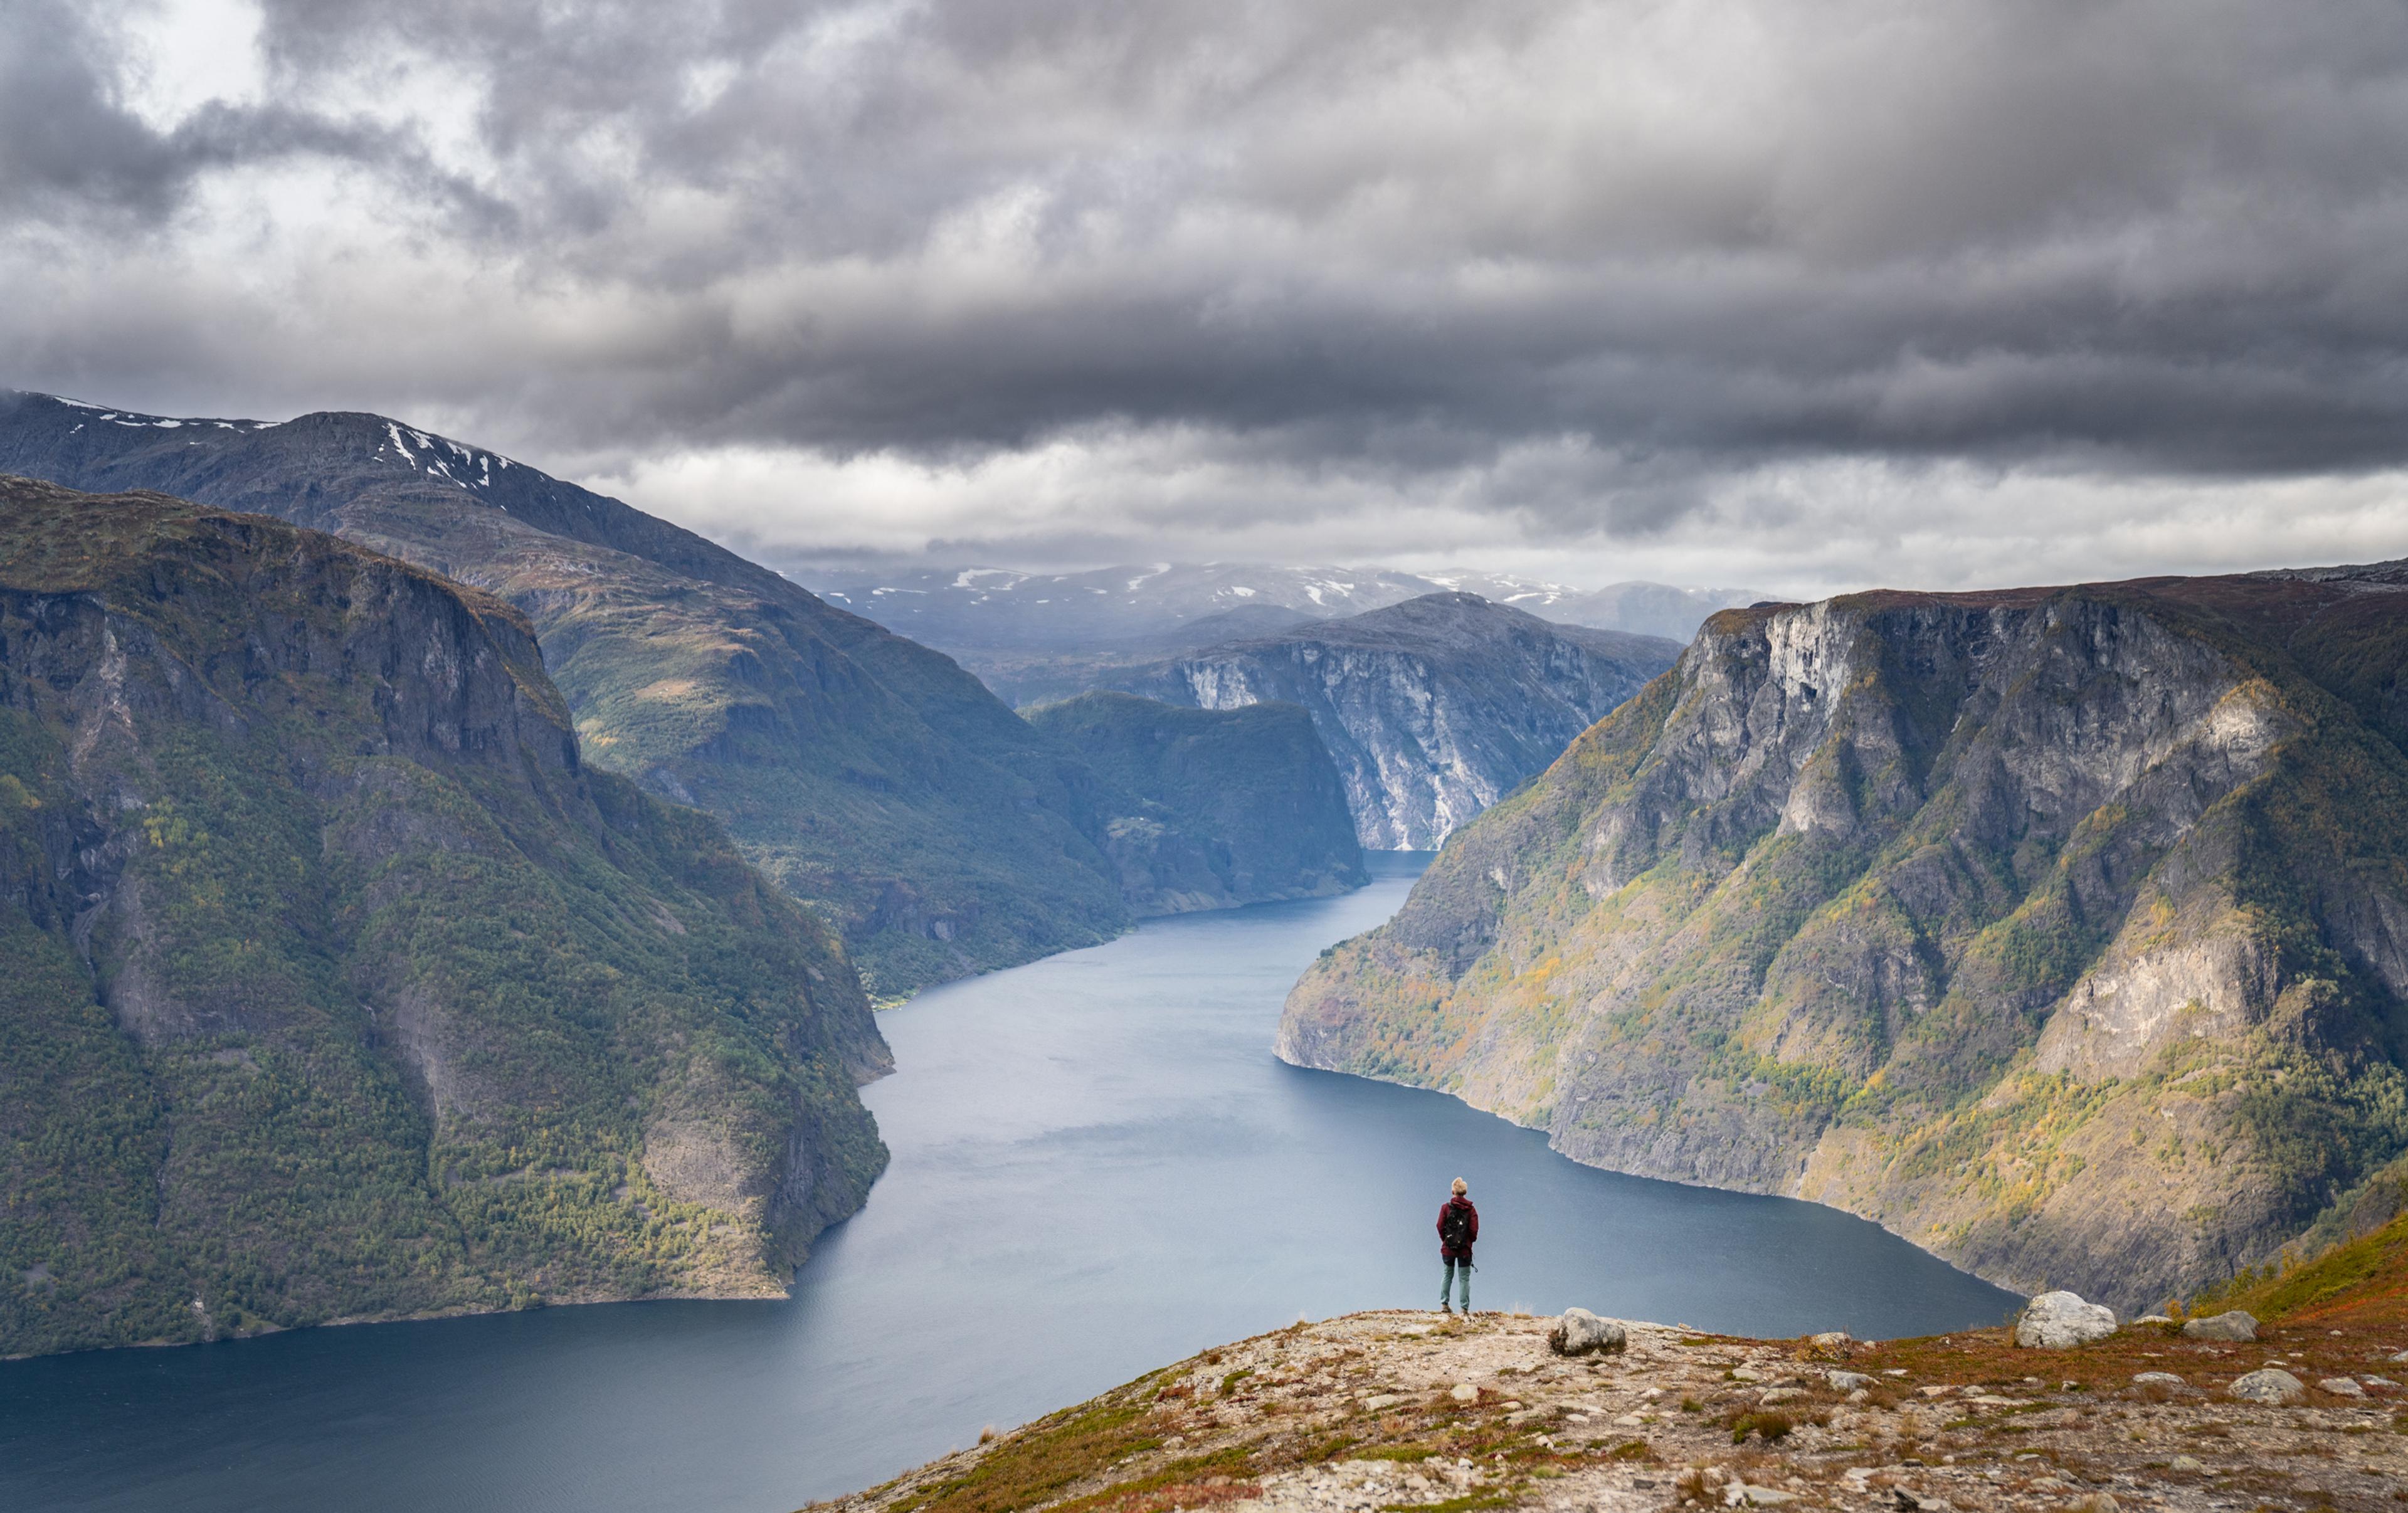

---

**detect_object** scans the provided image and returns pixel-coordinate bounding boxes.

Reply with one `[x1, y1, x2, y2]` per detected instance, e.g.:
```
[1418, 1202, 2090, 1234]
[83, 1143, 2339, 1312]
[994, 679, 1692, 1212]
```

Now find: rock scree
[808, 1305, 2408, 1513]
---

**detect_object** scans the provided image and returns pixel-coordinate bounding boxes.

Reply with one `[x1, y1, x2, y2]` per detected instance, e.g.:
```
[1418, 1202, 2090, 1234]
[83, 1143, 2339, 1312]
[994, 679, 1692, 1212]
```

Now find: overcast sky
[8, 0, 2407, 595]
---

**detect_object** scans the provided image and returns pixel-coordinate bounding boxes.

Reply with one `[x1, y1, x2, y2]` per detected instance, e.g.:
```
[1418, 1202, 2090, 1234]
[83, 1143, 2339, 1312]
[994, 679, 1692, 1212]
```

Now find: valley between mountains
[14, 383, 2408, 1392]
[0, 393, 1368, 999]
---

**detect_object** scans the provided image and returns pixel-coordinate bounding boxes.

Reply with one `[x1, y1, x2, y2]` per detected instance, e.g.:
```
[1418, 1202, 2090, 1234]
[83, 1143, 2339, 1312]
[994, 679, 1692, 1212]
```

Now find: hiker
[1437, 1178, 1479, 1315]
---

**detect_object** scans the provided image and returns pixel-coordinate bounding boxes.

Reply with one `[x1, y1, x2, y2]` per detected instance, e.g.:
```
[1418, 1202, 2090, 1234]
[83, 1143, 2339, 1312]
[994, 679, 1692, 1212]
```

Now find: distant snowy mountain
[796, 562, 1761, 650]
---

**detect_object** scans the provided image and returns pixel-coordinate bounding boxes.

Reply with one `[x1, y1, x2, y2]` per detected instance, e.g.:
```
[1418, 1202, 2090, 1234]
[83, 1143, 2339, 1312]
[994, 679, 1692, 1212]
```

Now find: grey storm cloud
[6, 0, 2408, 576]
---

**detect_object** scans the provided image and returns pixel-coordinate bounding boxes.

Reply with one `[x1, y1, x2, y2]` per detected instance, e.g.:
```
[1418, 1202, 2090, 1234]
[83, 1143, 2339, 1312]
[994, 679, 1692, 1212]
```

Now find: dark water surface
[0, 854, 2015, 1513]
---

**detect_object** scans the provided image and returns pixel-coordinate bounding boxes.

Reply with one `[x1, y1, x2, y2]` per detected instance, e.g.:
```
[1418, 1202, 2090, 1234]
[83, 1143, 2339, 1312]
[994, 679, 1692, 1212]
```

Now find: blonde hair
[1451, 1178, 1468, 1194]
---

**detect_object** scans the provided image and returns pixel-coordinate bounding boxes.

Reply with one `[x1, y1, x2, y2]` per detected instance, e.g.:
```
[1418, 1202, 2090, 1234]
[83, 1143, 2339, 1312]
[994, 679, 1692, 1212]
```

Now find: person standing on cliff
[1437, 1178, 1479, 1315]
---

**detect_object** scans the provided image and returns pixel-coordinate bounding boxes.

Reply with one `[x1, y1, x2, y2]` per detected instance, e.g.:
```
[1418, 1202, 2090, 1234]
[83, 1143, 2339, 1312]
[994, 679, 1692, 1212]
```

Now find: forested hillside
[0, 392, 1138, 996]
[0, 478, 887, 1357]
[1023, 693, 1364, 914]
[1286, 567, 2408, 1310]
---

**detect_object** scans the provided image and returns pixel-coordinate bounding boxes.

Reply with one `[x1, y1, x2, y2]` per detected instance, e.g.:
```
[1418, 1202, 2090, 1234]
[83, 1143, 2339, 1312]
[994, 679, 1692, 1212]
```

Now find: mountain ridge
[0, 391, 1148, 996]
[0, 476, 888, 1356]
[1281, 561, 2408, 1311]
[803, 561, 1763, 650]
[1060, 593, 1683, 850]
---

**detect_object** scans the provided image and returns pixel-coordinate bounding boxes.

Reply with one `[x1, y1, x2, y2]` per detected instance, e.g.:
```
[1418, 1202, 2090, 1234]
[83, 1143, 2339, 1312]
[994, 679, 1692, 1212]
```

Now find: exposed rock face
[1281, 569, 2408, 1311]
[1126, 594, 1679, 849]
[1022, 693, 1365, 915]
[2016, 1293, 2117, 1349]
[0, 391, 1141, 996]
[0, 478, 888, 1357]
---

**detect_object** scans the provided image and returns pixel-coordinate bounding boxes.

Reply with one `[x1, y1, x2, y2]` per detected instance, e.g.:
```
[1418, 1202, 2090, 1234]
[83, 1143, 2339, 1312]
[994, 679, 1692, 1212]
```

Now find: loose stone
[2182, 1310, 2258, 1342]
[2015, 1291, 2117, 1349]
[2227, 1368, 2305, 1404]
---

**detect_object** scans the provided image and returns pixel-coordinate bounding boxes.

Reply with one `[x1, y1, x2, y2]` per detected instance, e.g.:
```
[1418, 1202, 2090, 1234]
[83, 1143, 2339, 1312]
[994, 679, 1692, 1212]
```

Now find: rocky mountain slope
[1023, 693, 1365, 915]
[0, 392, 1148, 997]
[1096, 594, 1681, 850]
[815, 1303, 2408, 1513]
[0, 478, 889, 1358]
[1282, 567, 2408, 1312]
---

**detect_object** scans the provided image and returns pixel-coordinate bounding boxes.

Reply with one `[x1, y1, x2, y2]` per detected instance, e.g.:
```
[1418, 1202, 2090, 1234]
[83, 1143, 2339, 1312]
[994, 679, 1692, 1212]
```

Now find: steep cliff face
[1282, 570, 2408, 1311]
[1146, 594, 1679, 849]
[0, 392, 1133, 996]
[0, 478, 888, 1357]
[1023, 693, 1365, 914]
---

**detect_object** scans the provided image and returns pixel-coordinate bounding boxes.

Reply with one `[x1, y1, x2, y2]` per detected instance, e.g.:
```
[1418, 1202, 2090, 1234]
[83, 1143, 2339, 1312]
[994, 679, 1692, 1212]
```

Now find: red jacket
[1438, 1194, 1479, 1261]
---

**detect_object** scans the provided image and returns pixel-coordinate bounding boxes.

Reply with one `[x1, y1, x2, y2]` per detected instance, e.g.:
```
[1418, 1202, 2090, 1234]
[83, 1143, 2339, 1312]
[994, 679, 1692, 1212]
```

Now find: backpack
[1442, 1203, 1471, 1253]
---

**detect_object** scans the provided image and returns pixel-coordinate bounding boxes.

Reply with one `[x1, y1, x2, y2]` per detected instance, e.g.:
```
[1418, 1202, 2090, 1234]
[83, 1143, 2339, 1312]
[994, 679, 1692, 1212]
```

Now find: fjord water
[0, 855, 2012, 1513]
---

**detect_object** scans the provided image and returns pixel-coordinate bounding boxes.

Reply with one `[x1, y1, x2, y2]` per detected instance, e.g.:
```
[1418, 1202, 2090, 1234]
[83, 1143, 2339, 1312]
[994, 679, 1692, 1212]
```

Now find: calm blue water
[0, 853, 2014, 1513]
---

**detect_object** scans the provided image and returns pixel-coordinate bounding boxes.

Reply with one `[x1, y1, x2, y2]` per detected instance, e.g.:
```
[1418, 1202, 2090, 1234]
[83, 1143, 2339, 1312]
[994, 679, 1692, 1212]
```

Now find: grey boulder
[1548, 1307, 1627, 1357]
[2181, 1310, 2258, 1342]
[2014, 1291, 2118, 1349]
[2228, 1368, 2305, 1404]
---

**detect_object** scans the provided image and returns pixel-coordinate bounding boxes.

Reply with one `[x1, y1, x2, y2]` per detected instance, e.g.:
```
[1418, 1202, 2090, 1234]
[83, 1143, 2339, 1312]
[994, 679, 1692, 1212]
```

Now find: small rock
[2366, 1376, 2399, 1389]
[2228, 1368, 2305, 1404]
[1361, 1394, 1403, 1411]
[2390, 1349, 2408, 1364]
[2320, 1377, 2367, 1398]
[1501, 1400, 1523, 1411]
[2066, 1495, 2120, 1513]
[2168, 1455, 2205, 1473]
[2129, 1314, 2176, 1327]
[2015, 1291, 2118, 1349]
[1449, 1383, 1477, 1403]
[1919, 1385, 1954, 1398]
[2131, 1371, 2185, 1387]
[1613, 1413, 1645, 1426]
[1828, 1370, 1874, 1391]
[1882, 1368, 1908, 1377]
[1846, 1388, 1869, 1403]
[1548, 1307, 1627, 1357]
[1731, 1366, 1765, 1383]
[1724, 1484, 1798, 1507]
[1808, 1330, 1852, 1352]
[2182, 1310, 2258, 1342]
[1759, 1387, 1807, 1405]
[1163, 1435, 1186, 1450]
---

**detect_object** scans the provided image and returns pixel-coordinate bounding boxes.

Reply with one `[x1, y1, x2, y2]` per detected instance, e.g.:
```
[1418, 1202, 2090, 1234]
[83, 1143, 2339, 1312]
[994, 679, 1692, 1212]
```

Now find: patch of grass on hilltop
[2192, 1206, 2408, 1327]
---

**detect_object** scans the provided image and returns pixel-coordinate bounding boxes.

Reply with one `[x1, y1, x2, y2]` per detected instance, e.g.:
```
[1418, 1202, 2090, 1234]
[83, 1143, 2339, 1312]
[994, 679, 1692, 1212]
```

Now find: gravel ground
[809, 1309, 2408, 1513]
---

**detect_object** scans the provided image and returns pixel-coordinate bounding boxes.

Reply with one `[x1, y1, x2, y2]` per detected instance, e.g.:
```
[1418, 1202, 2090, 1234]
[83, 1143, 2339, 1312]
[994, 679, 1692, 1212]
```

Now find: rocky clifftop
[1117, 594, 1679, 849]
[1023, 693, 1365, 914]
[0, 478, 887, 1357]
[1282, 568, 2408, 1311]
[814, 1304, 2408, 1513]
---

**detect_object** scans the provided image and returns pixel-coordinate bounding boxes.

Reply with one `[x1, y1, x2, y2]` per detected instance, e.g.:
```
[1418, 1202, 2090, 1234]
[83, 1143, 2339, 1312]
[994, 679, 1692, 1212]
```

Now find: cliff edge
[1282, 567, 2408, 1312]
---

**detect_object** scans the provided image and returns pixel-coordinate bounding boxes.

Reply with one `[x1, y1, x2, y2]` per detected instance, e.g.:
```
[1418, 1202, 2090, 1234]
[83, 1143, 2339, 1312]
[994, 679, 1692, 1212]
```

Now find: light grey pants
[1441, 1259, 1471, 1311]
